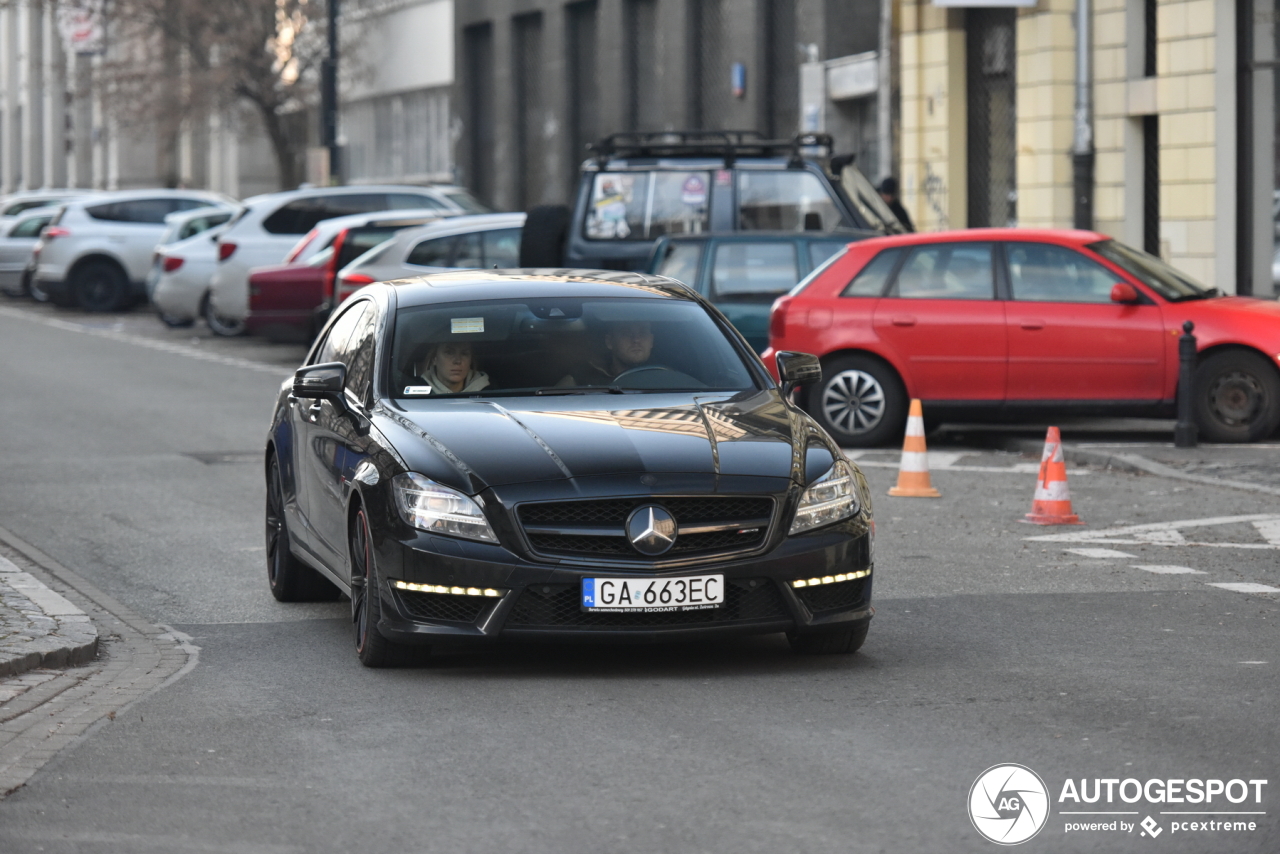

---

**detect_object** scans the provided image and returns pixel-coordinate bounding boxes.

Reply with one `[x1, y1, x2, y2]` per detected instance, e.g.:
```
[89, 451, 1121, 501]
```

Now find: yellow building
[897, 0, 1276, 297]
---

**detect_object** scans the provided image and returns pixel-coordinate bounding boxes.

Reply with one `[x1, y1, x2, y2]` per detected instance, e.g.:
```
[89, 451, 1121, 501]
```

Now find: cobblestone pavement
[0, 557, 98, 678]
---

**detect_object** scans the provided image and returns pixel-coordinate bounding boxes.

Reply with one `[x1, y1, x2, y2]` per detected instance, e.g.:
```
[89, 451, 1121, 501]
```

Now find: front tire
[788, 621, 870, 655]
[1193, 350, 1280, 443]
[205, 296, 246, 337]
[73, 260, 131, 312]
[266, 456, 341, 602]
[351, 507, 422, 668]
[806, 354, 907, 448]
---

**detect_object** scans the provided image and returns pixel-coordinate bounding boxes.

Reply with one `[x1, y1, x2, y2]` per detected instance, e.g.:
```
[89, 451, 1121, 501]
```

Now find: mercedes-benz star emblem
[625, 505, 677, 556]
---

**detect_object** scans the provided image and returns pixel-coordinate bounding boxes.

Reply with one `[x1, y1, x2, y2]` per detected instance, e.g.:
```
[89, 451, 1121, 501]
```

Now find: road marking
[1025, 513, 1280, 549]
[1252, 519, 1280, 545]
[1065, 547, 1137, 558]
[1239, 661, 1269, 665]
[1130, 564, 1205, 575]
[1205, 582, 1280, 594]
[845, 450, 1087, 475]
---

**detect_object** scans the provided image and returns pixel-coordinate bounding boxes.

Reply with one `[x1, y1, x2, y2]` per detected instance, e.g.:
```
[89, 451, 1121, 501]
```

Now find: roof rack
[587, 131, 834, 168]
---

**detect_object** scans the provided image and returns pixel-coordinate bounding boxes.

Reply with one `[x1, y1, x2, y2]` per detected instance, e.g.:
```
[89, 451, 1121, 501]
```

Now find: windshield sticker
[451, 317, 484, 334]
[587, 175, 636, 239]
[681, 175, 708, 206]
[403, 386, 433, 395]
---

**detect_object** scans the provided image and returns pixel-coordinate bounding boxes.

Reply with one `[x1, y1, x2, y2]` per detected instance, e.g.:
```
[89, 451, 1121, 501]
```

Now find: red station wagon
[763, 229, 1280, 446]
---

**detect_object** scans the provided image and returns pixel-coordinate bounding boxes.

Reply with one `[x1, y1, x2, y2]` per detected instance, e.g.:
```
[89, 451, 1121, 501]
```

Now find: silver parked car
[334, 213, 525, 300]
[147, 206, 237, 328]
[0, 189, 98, 232]
[34, 189, 232, 311]
[0, 205, 62, 299]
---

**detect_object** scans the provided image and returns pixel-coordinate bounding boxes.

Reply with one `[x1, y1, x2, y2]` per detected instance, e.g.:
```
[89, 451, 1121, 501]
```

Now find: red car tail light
[162, 256, 185, 273]
[218, 241, 238, 261]
[42, 226, 71, 239]
[337, 273, 375, 303]
[284, 228, 318, 264]
[770, 295, 792, 342]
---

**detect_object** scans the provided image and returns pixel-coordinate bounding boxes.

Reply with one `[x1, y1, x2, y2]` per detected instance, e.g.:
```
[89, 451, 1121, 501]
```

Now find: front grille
[505, 578, 790, 629]
[517, 496, 774, 560]
[793, 578, 868, 614]
[396, 589, 495, 624]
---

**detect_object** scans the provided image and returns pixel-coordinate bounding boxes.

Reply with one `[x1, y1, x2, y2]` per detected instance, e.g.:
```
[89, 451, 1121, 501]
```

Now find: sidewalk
[0, 555, 98, 679]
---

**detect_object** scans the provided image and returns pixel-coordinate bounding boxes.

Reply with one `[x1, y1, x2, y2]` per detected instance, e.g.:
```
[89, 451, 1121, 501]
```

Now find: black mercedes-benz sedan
[264, 270, 875, 666]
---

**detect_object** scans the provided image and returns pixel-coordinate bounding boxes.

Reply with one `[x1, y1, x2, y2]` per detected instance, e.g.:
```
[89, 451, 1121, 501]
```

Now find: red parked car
[763, 228, 1280, 446]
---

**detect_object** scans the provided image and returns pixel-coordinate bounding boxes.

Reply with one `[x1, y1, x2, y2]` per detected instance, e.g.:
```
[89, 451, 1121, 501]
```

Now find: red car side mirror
[1110, 282, 1139, 304]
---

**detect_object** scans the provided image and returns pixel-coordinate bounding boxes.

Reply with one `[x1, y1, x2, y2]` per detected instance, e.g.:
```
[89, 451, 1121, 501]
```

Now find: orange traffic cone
[1023, 426, 1083, 525]
[888, 399, 941, 497]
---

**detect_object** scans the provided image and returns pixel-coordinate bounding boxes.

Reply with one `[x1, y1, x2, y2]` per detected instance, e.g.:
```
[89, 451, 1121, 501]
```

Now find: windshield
[839, 165, 904, 234]
[442, 189, 490, 214]
[390, 297, 758, 398]
[1087, 239, 1212, 301]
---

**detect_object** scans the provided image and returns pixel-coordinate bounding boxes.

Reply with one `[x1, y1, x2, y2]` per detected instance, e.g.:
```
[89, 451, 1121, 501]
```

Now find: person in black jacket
[878, 176, 915, 233]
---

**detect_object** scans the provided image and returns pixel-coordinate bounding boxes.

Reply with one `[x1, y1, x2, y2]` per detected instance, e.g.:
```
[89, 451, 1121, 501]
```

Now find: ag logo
[969, 764, 1050, 845]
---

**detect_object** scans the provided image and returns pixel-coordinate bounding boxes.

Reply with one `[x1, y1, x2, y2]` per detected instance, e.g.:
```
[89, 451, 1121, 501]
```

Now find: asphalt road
[0, 302, 1276, 853]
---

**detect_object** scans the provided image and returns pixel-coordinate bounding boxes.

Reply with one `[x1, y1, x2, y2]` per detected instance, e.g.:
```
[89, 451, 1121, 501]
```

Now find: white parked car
[146, 206, 237, 328]
[334, 213, 526, 300]
[208, 185, 488, 328]
[0, 189, 97, 231]
[33, 189, 232, 311]
[0, 205, 62, 298]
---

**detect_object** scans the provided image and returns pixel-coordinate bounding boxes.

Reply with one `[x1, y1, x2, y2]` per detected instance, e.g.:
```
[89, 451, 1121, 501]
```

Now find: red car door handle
[891, 316, 916, 327]
[1020, 320, 1045, 330]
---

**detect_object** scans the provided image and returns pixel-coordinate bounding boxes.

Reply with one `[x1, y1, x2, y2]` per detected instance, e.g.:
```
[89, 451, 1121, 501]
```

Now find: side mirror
[293, 362, 346, 399]
[776, 351, 822, 394]
[1110, 282, 1139, 304]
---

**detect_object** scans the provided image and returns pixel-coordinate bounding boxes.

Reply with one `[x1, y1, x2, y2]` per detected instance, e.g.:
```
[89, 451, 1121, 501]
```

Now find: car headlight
[391, 473, 498, 543]
[789, 459, 861, 535]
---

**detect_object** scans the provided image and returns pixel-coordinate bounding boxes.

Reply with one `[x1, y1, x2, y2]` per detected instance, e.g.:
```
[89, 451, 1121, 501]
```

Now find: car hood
[375, 390, 817, 493]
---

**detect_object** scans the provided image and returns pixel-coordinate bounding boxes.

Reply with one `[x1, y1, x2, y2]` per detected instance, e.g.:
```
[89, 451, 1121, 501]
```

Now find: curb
[999, 437, 1280, 497]
[0, 555, 99, 679]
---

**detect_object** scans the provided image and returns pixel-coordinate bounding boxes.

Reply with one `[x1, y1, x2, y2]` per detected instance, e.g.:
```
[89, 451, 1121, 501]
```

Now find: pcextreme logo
[969, 765, 1270, 845]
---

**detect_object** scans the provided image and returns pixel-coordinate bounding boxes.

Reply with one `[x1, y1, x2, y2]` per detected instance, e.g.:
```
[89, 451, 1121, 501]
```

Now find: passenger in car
[415, 341, 490, 393]
[558, 320, 656, 386]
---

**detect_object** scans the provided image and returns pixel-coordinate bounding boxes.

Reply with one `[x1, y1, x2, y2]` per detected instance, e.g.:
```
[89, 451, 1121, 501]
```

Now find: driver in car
[558, 321, 655, 386]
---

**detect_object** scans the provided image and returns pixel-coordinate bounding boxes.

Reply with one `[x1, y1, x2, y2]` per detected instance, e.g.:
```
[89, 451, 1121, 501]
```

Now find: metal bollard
[1174, 320, 1198, 448]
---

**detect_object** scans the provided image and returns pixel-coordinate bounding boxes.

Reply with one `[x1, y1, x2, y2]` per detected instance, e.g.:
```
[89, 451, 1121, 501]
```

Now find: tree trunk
[251, 102, 300, 191]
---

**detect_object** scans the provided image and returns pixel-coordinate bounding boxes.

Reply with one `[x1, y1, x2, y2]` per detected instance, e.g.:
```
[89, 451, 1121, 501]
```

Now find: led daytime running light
[791, 568, 871, 588]
[393, 580, 504, 597]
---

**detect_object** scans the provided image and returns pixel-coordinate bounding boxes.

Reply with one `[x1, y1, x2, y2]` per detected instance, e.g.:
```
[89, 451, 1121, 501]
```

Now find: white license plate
[582, 575, 725, 612]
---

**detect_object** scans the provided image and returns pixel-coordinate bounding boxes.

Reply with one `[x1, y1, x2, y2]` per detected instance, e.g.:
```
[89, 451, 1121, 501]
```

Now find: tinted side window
[712, 242, 799, 297]
[10, 216, 52, 238]
[406, 236, 456, 267]
[453, 233, 483, 268]
[386, 193, 446, 211]
[263, 200, 324, 235]
[892, 243, 994, 300]
[482, 228, 521, 267]
[1007, 242, 1120, 303]
[737, 171, 841, 231]
[86, 199, 175, 224]
[320, 194, 390, 217]
[344, 306, 379, 403]
[809, 241, 848, 270]
[655, 242, 703, 287]
[841, 248, 903, 297]
[314, 302, 370, 365]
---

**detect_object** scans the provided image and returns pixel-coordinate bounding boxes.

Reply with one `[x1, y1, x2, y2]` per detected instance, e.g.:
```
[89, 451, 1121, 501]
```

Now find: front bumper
[373, 518, 873, 646]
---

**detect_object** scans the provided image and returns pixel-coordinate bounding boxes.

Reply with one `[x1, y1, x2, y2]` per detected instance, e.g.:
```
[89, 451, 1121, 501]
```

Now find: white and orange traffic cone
[888, 399, 941, 497]
[1023, 426, 1083, 525]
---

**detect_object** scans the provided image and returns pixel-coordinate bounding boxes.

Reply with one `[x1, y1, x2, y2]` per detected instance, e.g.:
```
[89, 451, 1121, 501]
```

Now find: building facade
[453, 0, 888, 211]
[899, 0, 1277, 296]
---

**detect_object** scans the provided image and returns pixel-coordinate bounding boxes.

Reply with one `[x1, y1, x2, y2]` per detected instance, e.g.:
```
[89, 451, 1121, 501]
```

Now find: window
[386, 193, 447, 212]
[1088, 239, 1209, 301]
[892, 243, 994, 300]
[841, 248, 903, 297]
[442, 189, 490, 214]
[314, 302, 372, 365]
[263, 194, 391, 235]
[344, 306, 379, 404]
[483, 228, 521, 267]
[86, 198, 185, 224]
[737, 171, 840, 231]
[711, 242, 799, 297]
[407, 236, 456, 267]
[453, 233, 484, 268]
[584, 171, 711, 240]
[655, 242, 703, 287]
[3, 199, 63, 217]
[9, 215, 52, 238]
[1007, 242, 1120, 303]
[177, 212, 232, 241]
[809, 240, 849, 270]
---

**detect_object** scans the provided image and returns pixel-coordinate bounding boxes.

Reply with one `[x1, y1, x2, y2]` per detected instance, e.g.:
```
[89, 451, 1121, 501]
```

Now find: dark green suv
[647, 231, 862, 353]
[520, 131, 903, 274]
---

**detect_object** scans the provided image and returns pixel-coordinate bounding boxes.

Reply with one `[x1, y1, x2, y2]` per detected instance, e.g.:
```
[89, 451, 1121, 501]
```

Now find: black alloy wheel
[1193, 350, 1280, 443]
[807, 354, 907, 448]
[351, 506, 420, 667]
[74, 260, 131, 312]
[266, 456, 340, 602]
[787, 621, 870, 655]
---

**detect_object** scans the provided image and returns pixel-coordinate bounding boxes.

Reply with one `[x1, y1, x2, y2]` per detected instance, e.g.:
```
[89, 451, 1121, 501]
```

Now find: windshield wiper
[534, 385, 629, 395]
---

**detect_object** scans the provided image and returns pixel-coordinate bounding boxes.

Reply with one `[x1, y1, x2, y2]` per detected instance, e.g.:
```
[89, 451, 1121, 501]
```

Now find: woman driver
[416, 341, 490, 394]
